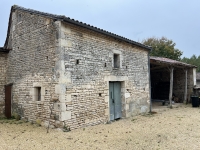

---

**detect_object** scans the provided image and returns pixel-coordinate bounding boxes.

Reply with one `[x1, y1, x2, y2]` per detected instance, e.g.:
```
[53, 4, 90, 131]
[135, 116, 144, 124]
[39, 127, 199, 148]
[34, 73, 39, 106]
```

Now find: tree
[182, 55, 200, 72]
[142, 37, 183, 61]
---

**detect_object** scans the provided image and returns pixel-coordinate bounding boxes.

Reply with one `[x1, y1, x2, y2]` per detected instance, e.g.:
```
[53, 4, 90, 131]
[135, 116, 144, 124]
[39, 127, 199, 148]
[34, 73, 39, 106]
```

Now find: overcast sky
[0, 0, 199, 58]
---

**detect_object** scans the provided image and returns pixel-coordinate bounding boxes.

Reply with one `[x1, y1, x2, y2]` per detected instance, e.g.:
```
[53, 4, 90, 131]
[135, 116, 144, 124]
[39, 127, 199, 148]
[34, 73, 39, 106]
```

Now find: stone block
[55, 84, 66, 94]
[125, 104, 129, 110]
[125, 92, 130, 98]
[54, 103, 66, 111]
[60, 111, 71, 121]
[65, 94, 71, 102]
[61, 39, 72, 47]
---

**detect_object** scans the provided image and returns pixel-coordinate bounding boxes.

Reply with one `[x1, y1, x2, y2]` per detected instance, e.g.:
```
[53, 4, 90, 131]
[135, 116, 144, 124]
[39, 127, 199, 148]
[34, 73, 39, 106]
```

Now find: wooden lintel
[150, 65, 167, 71]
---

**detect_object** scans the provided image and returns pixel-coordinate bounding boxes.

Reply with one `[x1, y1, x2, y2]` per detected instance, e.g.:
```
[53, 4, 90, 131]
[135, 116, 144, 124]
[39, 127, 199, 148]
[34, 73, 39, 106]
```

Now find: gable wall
[4, 10, 58, 124]
[56, 21, 150, 129]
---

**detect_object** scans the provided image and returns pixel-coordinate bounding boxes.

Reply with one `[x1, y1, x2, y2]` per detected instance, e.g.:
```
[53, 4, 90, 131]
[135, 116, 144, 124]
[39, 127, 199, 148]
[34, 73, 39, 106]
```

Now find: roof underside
[4, 5, 151, 51]
[150, 56, 196, 70]
[0, 47, 9, 53]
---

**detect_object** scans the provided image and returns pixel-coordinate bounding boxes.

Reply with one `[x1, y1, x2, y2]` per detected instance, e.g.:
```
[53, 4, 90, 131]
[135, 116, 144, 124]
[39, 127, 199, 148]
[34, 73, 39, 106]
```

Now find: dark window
[35, 87, 41, 101]
[114, 54, 120, 68]
[76, 59, 79, 65]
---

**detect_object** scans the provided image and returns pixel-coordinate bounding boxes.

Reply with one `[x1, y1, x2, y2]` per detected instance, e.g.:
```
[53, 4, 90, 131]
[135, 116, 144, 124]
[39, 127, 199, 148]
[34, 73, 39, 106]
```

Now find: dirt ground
[1, 104, 200, 150]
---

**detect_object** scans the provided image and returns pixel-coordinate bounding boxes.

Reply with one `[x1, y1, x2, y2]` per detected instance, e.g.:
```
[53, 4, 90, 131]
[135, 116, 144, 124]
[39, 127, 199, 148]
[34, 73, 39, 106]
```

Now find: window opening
[35, 87, 41, 101]
[76, 59, 79, 65]
[114, 54, 120, 68]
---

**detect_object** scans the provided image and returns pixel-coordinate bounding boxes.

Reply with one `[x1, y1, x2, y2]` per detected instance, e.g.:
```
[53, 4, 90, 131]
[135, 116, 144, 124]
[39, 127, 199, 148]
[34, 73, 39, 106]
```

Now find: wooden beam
[150, 65, 167, 71]
[150, 61, 167, 66]
[150, 61, 189, 69]
[184, 69, 188, 103]
[169, 67, 174, 108]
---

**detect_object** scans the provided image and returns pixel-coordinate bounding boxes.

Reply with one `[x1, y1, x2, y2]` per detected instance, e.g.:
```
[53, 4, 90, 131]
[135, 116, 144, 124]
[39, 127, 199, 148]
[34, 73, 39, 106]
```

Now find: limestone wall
[3, 9, 150, 129]
[5, 10, 58, 125]
[173, 68, 194, 102]
[0, 54, 7, 115]
[56, 22, 150, 129]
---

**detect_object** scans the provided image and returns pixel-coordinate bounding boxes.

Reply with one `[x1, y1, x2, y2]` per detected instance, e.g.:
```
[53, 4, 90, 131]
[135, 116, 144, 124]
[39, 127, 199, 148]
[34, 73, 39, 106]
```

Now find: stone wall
[197, 80, 200, 87]
[173, 68, 194, 102]
[2, 9, 150, 129]
[5, 10, 58, 125]
[55, 21, 150, 129]
[0, 54, 7, 115]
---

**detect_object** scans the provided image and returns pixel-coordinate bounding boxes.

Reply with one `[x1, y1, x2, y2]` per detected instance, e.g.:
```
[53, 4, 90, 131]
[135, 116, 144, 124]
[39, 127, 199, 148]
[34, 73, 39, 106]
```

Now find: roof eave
[150, 58, 197, 68]
[0, 47, 10, 53]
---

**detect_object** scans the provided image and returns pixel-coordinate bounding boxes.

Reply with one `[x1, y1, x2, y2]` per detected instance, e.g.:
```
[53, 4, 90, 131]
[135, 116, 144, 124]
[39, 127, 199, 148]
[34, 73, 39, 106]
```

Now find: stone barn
[0, 5, 151, 129]
[150, 56, 197, 106]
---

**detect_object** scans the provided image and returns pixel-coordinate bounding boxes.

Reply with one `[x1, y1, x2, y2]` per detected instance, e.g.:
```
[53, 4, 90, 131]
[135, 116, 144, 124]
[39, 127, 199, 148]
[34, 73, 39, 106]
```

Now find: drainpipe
[148, 51, 152, 113]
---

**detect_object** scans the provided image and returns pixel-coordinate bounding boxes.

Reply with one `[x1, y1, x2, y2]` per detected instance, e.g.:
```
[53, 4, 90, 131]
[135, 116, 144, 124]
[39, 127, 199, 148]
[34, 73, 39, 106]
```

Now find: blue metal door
[109, 82, 122, 121]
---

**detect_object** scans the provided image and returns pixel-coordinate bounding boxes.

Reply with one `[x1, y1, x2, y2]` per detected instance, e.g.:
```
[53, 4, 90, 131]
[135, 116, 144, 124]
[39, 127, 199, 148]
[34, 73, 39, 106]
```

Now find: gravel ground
[1, 104, 200, 150]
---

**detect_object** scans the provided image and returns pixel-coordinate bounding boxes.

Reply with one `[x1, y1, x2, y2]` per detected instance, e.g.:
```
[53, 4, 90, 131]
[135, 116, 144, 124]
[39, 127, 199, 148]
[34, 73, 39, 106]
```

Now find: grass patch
[131, 118, 137, 122]
[35, 119, 42, 126]
[142, 112, 156, 117]
[63, 124, 71, 132]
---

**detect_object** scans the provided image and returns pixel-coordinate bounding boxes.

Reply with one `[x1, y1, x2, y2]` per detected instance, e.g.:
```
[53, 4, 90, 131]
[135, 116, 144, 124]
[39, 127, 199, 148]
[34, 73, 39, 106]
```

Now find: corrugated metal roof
[150, 56, 196, 68]
[4, 5, 151, 51]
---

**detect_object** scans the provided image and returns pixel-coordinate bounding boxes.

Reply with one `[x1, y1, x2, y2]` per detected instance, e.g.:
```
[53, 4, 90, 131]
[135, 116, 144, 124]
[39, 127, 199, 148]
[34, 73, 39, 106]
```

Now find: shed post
[148, 51, 152, 113]
[184, 69, 188, 104]
[169, 66, 174, 108]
